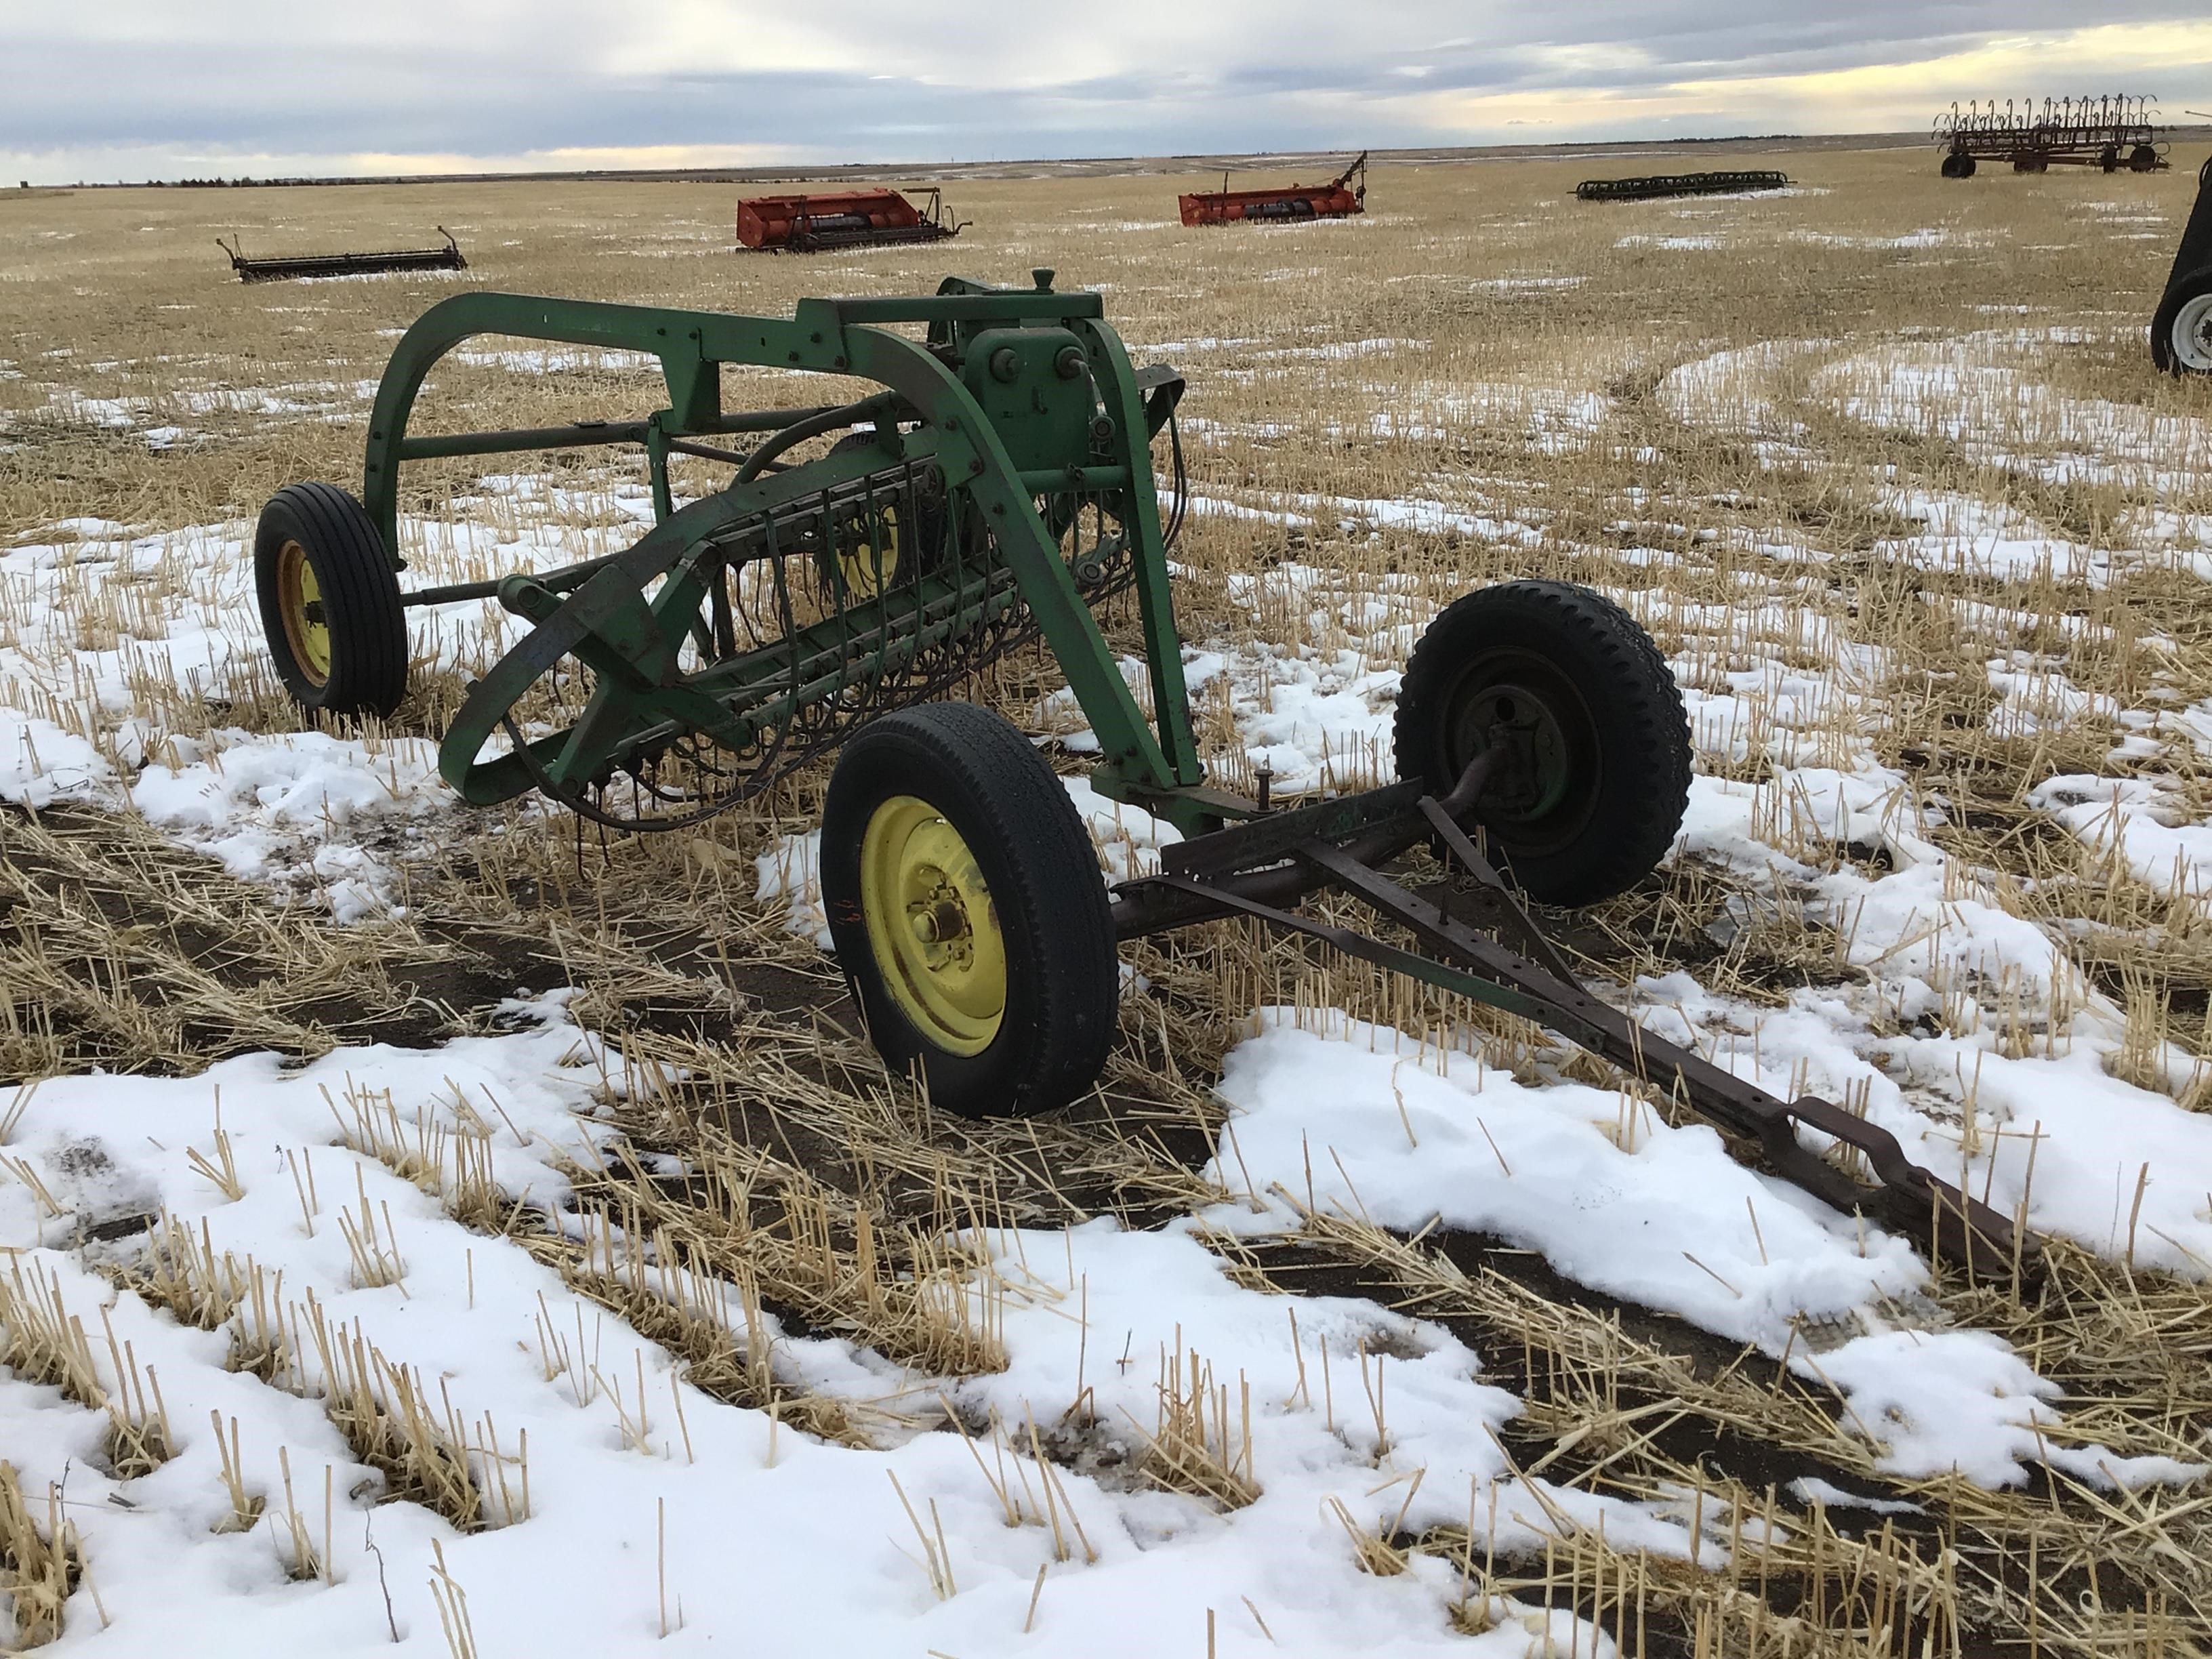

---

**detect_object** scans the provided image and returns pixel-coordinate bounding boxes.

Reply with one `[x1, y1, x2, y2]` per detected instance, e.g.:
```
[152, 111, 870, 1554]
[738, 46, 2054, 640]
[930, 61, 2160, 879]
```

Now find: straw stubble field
[3, 147, 2212, 1654]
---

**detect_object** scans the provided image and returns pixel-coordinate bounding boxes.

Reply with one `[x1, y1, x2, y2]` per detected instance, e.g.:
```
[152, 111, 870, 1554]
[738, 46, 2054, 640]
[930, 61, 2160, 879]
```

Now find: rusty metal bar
[1112, 764, 2025, 1273]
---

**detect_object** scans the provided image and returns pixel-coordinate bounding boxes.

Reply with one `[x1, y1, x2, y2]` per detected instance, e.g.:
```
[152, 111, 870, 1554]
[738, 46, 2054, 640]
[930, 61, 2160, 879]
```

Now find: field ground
[3, 146, 2212, 1655]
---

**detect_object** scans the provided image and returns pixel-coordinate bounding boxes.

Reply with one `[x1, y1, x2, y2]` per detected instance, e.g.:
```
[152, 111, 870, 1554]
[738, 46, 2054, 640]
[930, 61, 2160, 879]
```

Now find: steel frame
[1574, 171, 1790, 203]
[359, 273, 1211, 827]
[218, 229, 466, 283]
[1934, 96, 2168, 174]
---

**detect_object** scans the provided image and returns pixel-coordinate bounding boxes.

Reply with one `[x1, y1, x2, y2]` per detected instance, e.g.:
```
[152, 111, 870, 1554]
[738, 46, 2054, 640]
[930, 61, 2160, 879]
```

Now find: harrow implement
[249, 271, 2023, 1273]
[1574, 171, 1789, 203]
[218, 228, 466, 283]
[1179, 152, 1367, 226]
[1934, 94, 2167, 177]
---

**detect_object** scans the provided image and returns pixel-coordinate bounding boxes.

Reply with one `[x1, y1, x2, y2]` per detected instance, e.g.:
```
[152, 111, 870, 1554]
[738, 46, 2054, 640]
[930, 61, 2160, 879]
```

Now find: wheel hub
[2175, 293, 2212, 374]
[1461, 680, 1572, 822]
[834, 503, 901, 600]
[907, 888, 973, 951]
[274, 539, 331, 686]
[859, 795, 1005, 1055]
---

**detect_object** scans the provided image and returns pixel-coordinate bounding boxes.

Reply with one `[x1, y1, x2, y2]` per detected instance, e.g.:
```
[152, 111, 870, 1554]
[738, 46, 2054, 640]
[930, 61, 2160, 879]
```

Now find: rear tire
[253, 483, 407, 716]
[821, 703, 1118, 1117]
[2153, 267, 2212, 375]
[1393, 581, 1690, 906]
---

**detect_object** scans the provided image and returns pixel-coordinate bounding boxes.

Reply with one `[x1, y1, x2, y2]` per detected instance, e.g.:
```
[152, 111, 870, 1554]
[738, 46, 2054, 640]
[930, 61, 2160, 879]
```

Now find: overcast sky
[4, 2, 2211, 183]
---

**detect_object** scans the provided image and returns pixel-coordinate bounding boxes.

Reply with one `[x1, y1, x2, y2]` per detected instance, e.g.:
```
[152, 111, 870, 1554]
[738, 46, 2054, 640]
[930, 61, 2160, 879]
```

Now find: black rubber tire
[253, 483, 407, 716]
[2131, 144, 2159, 173]
[2152, 264, 2212, 375]
[821, 703, 1118, 1117]
[1940, 152, 1965, 180]
[1957, 154, 1977, 179]
[1394, 581, 1691, 907]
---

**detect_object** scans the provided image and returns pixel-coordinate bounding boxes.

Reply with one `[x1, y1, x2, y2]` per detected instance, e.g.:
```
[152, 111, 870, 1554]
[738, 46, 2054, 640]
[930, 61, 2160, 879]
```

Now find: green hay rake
[253, 271, 2022, 1270]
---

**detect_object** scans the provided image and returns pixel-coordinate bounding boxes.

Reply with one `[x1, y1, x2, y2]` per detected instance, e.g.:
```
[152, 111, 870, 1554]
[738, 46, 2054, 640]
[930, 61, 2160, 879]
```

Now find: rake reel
[251, 272, 2022, 1272]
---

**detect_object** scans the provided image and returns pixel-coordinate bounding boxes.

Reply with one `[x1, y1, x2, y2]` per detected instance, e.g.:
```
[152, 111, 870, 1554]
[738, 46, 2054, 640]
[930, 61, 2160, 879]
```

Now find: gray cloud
[3, 1, 2209, 180]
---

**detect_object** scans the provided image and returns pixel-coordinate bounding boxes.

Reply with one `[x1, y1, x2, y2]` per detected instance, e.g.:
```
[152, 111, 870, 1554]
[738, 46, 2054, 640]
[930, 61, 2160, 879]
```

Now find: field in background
[3, 148, 2212, 1654]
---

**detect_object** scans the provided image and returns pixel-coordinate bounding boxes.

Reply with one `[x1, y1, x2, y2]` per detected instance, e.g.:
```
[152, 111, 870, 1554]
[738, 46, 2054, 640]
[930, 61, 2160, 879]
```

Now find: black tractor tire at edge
[2152, 264, 2212, 376]
[1394, 580, 1692, 907]
[821, 702, 1120, 1118]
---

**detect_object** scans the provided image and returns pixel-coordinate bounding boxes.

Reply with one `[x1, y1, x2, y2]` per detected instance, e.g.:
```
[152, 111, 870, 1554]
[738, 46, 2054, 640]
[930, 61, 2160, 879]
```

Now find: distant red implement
[735, 187, 967, 253]
[1179, 152, 1368, 227]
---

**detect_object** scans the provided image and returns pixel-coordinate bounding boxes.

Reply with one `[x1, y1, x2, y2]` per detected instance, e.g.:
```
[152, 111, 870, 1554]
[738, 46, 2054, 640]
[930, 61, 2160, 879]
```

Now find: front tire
[821, 703, 1118, 1116]
[254, 483, 407, 716]
[1393, 581, 1691, 906]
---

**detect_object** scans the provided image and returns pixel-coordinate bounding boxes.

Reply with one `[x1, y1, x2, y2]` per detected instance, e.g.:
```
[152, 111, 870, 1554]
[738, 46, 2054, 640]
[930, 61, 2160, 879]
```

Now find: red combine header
[735, 186, 967, 253]
[1179, 151, 1368, 227]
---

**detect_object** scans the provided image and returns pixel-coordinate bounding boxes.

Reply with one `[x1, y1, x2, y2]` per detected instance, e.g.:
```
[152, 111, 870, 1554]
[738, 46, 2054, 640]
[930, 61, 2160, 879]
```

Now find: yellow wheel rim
[833, 504, 899, 601]
[275, 539, 331, 687]
[859, 794, 1005, 1056]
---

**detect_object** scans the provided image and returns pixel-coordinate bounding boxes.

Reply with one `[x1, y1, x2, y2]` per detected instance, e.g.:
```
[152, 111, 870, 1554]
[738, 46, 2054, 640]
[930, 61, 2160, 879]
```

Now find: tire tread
[1395, 579, 1690, 905]
[821, 703, 1117, 1116]
[254, 482, 407, 715]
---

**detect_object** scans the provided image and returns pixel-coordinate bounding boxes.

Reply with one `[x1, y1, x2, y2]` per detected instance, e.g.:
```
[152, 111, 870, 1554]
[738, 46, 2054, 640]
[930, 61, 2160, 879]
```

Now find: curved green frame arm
[361, 281, 1204, 809]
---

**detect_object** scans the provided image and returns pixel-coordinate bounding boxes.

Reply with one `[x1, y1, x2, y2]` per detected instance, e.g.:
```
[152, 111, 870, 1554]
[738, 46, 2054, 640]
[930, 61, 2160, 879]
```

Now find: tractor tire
[253, 483, 407, 716]
[2130, 144, 2160, 172]
[1940, 152, 1965, 180]
[815, 431, 947, 602]
[2152, 265, 2212, 375]
[821, 702, 1119, 1117]
[1394, 581, 1690, 907]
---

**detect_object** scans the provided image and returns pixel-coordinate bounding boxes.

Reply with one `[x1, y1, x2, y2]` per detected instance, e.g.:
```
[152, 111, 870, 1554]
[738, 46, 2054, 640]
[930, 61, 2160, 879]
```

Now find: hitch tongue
[1113, 744, 2031, 1276]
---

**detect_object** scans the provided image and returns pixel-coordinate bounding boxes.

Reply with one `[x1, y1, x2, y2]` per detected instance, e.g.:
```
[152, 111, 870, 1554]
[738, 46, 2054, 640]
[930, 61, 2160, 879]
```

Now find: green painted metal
[355, 273, 1215, 831]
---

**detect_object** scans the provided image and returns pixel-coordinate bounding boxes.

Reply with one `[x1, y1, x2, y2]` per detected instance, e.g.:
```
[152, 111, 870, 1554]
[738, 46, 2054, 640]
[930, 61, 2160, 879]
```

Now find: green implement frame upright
[359, 272, 1225, 832]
